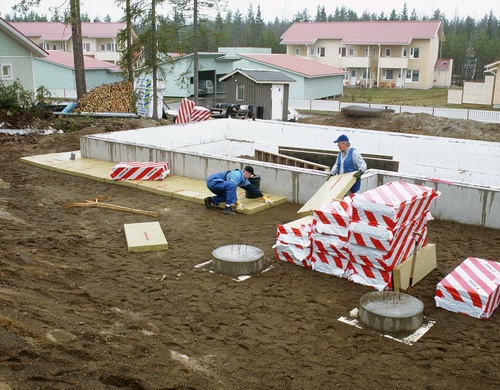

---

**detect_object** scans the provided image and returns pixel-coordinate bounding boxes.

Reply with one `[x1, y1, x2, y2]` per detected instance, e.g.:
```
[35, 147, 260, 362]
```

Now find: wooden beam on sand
[64, 196, 159, 217]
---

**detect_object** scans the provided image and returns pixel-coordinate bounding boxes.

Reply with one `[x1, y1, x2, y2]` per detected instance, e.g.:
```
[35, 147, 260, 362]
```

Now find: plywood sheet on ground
[393, 243, 437, 292]
[20, 151, 286, 214]
[297, 172, 356, 217]
[124, 221, 168, 252]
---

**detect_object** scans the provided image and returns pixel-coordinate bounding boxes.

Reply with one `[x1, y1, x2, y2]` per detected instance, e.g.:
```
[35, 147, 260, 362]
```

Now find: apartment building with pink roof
[280, 21, 452, 89]
[10, 22, 136, 65]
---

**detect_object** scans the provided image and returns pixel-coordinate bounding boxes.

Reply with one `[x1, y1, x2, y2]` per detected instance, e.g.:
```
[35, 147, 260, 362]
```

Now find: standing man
[327, 134, 367, 194]
[204, 165, 273, 215]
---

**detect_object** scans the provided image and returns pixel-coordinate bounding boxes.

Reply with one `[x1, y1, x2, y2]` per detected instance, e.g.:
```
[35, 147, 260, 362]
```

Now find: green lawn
[338, 87, 451, 107]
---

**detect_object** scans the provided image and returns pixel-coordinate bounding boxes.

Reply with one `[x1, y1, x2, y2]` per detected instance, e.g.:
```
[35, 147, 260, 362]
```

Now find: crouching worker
[204, 165, 273, 215]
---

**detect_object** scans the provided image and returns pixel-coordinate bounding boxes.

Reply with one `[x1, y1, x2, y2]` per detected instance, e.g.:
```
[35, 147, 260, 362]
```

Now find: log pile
[75, 82, 135, 113]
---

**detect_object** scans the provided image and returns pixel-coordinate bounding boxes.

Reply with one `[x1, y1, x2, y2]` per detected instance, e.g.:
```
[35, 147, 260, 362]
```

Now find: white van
[198, 80, 214, 96]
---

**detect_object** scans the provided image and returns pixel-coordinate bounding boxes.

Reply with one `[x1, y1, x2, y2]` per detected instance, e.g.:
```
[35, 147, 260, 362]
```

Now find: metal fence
[289, 99, 500, 123]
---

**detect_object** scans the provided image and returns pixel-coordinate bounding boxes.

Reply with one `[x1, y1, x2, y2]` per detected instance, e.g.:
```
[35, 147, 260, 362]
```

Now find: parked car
[198, 80, 214, 96]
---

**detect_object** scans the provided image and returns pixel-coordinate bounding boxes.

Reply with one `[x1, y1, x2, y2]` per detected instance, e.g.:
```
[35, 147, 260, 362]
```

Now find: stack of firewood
[75, 82, 135, 113]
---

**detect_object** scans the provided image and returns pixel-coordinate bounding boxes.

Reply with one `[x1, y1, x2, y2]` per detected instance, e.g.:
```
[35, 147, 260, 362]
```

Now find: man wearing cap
[204, 165, 273, 215]
[327, 134, 367, 193]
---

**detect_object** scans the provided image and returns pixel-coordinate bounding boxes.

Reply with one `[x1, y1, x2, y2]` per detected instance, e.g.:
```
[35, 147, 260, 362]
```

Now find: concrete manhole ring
[359, 291, 424, 333]
[212, 244, 264, 276]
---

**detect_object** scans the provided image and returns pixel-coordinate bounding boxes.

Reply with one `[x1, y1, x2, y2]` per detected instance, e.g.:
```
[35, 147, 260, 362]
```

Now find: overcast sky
[1, 0, 497, 22]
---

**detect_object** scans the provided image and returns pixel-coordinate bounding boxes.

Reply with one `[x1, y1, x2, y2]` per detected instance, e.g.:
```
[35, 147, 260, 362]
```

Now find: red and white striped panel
[352, 181, 440, 229]
[274, 243, 312, 269]
[311, 252, 349, 278]
[311, 238, 346, 258]
[435, 257, 500, 319]
[175, 98, 195, 124]
[277, 216, 313, 246]
[350, 213, 431, 251]
[190, 107, 211, 122]
[345, 262, 393, 291]
[312, 200, 352, 237]
[348, 224, 428, 271]
[110, 162, 170, 181]
[312, 231, 349, 249]
[175, 98, 211, 124]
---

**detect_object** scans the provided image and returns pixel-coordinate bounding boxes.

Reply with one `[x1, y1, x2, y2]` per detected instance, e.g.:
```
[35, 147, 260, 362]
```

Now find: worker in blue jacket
[204, 165, 273, 215]
[327, 134, 367, 193]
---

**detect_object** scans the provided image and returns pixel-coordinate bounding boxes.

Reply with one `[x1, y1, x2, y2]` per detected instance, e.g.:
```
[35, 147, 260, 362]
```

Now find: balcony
[378, 57, 408, 69]
[341, 56, 372, 68]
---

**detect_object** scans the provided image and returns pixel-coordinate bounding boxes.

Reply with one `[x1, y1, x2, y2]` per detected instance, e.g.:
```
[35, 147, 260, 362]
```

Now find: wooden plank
[393, 243, 437, 292]
[297, 172, 356, 217]
[123, 221, 168, 252]
[254, 149, 330, 171]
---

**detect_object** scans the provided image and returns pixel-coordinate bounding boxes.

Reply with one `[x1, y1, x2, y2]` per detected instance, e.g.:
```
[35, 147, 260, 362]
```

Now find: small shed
[219, 69, 296, 121]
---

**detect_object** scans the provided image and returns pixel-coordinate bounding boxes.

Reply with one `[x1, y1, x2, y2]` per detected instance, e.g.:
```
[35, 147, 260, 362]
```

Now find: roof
[434, 58, 452, 70]
[280, 21, 444, 46]
[9, 22, 129, 41]
[38, 50, 121, 71]
[0, 17, 47, 57]
[237, 53, 346, 78]
[219, 69, 296, 84]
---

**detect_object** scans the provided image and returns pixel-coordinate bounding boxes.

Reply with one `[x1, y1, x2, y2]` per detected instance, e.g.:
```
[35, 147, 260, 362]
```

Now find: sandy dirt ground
[0, 112, 499, 389]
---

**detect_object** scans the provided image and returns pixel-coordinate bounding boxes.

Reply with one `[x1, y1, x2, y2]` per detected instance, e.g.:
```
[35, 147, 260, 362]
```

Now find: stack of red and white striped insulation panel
[274, 216, 314, 269]
[275, 181, 440, 291]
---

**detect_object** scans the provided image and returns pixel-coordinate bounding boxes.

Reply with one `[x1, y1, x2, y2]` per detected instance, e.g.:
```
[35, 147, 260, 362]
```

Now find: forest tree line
[4, 2, 500, 83]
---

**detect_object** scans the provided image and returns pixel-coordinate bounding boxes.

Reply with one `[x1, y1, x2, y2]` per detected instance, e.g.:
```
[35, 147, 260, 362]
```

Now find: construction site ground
[0, 111, 499, 389]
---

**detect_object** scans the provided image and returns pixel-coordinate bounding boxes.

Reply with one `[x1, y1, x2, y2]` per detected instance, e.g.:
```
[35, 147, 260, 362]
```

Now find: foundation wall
[80, 119, 500, 230]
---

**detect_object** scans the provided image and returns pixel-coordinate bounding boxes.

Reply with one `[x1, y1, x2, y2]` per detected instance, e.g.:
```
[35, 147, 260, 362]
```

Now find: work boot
[223, 206, 236, 215]
[204, 197, 212, 209]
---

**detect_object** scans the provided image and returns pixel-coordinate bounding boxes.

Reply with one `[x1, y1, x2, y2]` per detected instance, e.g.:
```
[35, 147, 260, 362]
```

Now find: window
[100, 43, 115, 52]
[295, 47, 300, 56]
[2, 64, 13, 80]
[318, 47, 325, 57]
[343, 70, 349, 80]
[410, 47, 420, 59]
[83, 43, 90, 52]
[309, 47, 315, 56]
[60, 43, 66, 51]
[349, 48, 354, 56]
[339, 47, 346, 57]
[39, 43, 49, 50]
[385, 48, 391, 57]
[52, 44, 57, 50]
[406, 69, 420, 82]
[364, 48, 369, 57]
[236, 84, 244, 101]
[402, 47, 408, 57]
[351, 69, 356, 77]
[383, 69, 394, 80]
[361, 69, 370, 79]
